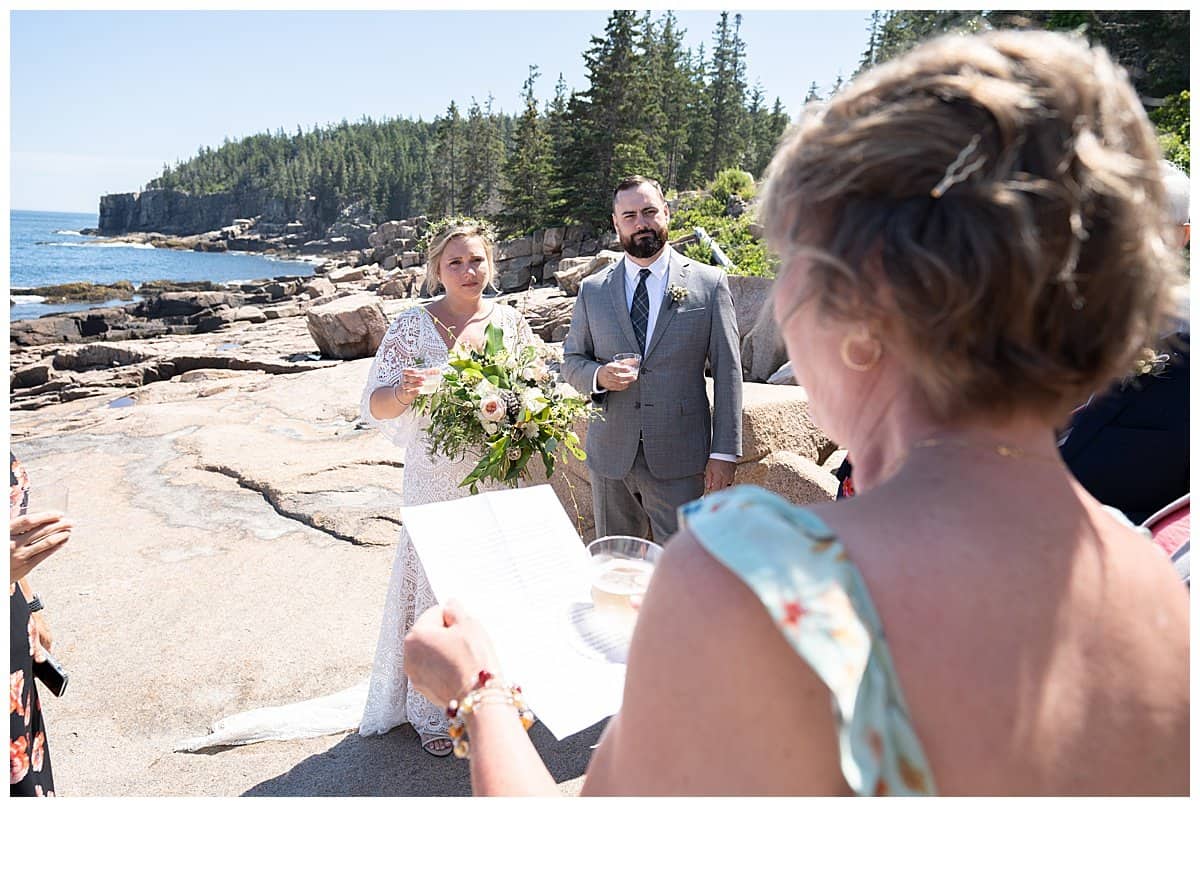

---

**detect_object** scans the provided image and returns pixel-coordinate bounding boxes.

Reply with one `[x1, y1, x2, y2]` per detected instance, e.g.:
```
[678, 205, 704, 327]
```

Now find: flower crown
[418, 214, 499, 254]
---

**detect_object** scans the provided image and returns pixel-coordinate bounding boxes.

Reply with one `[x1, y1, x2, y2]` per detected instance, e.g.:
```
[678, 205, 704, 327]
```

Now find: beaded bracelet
[445, 670, 535, 759]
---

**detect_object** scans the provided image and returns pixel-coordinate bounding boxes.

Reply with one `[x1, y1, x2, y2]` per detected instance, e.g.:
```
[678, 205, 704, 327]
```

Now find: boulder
[554, 250, 622, 295]
[231, 306, 268, 324]
[140, 290, 236, 319]
[767, 361, 796, 385]
[368, 220, 405, 249]
[400, 251, 422, 269]
[381, 254, 399, 272]
[262, 304, 302, 320]
[9, 316, 85, 347]
[52, 343, 149, 372]
[326, 266, 367, 285]
[76, 308, 132, 339]
[496, 264, 532, 293]
[264, 281, 297, 298]
[726, 275, 773, 343]
[543, 227, 565, 254]
[377, 277, 409, 298]
[739, 305, 789, 383]
[305, 294, 388, 360]
[496, 237, 534, 260]
[194, 306, 234, 334]
[732, 450, 838, 506]
[737, 381, 836, 465]
[510, 290, 576, 344]
[10, 358, 55, 390]
[301, 276, 335, 299]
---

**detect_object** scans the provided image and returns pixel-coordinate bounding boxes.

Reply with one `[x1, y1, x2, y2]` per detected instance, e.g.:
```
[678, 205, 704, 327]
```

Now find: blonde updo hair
[762, 29, 1187, 422]
[422, 221, 496, 296]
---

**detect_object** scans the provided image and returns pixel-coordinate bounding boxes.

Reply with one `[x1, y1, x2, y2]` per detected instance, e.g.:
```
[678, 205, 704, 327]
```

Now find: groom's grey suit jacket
[561, 248, 743, 481]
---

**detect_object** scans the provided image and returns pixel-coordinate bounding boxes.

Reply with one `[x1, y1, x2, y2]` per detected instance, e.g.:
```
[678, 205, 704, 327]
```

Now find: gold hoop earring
[840, 332, 882, 372]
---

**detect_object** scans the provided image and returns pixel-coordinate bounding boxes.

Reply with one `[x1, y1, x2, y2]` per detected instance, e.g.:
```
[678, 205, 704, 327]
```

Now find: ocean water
[9, 210, 316, 321]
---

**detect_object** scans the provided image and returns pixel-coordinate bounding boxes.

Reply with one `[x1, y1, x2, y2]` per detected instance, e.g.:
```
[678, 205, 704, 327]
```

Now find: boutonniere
[668, 284, 688, 306]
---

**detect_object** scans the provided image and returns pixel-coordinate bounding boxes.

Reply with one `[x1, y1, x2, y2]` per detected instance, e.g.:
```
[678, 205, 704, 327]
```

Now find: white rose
[481, 419, 500, 435]
[522, 422, 540, 439]
[475, 378, 498, 399]
[520, 365, 537, 382]
[521, 387, 548, 415]
[479, 394, 506, 423]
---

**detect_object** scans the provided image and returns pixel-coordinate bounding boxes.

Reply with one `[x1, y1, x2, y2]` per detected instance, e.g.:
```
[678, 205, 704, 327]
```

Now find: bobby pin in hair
[930, 134, 987, 198]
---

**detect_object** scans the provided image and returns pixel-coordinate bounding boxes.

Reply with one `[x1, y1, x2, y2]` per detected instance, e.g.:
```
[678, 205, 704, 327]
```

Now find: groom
[562, 175, 743, 541]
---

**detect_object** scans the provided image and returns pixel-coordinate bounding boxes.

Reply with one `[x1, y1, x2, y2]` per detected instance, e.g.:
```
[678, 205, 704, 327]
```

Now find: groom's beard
[621, 227, 666, 260]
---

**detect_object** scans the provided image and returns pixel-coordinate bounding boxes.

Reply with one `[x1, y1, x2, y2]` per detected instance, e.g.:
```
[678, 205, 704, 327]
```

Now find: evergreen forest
[146, 9, 1190, 239]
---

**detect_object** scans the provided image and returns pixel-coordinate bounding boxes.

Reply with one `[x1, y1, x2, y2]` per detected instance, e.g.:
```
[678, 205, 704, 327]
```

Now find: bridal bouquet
[412, 324, 596, 493]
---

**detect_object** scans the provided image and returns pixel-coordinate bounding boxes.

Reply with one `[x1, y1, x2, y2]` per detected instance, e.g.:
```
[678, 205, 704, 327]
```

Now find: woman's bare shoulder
[583, 528, 849, 795]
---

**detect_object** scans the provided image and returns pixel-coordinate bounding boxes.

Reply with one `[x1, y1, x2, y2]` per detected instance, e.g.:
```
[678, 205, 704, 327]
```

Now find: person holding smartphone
[10, 452, 73, 797]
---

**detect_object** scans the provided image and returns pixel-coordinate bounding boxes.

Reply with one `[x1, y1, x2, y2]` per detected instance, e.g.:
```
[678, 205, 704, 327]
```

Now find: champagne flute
[587, 535, 662, 632]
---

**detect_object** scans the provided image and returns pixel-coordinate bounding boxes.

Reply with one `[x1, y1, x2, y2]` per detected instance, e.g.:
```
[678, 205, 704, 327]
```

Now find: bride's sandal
[421, 734, 454, 758]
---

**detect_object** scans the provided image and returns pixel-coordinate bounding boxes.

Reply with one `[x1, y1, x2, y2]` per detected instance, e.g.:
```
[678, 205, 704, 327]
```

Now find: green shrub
[670, 190, 775, 278]
[709, 168, 756, 204]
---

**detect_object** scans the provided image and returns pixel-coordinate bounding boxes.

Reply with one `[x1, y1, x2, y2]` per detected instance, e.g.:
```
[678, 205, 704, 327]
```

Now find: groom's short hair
[613, 176, 666, 208]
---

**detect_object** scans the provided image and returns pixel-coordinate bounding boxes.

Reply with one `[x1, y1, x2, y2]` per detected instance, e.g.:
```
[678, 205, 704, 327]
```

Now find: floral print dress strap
[680, 485, 936, 796]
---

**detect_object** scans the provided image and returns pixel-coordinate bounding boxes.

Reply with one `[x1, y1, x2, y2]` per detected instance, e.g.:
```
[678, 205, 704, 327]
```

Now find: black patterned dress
[10, 453, 55, 796]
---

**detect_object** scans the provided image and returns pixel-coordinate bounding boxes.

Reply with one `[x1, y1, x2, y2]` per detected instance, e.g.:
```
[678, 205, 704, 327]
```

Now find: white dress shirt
[591, 250, 736, 463]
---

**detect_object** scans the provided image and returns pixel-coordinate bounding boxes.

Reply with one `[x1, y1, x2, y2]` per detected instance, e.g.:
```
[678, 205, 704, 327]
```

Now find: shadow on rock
[241, 718, 607, 797]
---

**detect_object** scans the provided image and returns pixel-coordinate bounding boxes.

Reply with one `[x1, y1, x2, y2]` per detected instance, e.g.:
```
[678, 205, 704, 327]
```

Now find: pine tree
[544, 73, 572, 213]
[677, 42, 712, 191]
[804, 81, 821, 103]
[501, 66, 557, 234]
[648, 11, 694, 190]
[461, 98, 505, 218]
[858, 10, 884, 73]
[704, 12, 749, 180]
[430, 100, 465, 218]
[559, 10, 656, 226]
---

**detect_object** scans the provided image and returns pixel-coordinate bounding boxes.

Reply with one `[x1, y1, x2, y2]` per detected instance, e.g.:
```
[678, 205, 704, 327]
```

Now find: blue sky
[9, 9, 873, 213]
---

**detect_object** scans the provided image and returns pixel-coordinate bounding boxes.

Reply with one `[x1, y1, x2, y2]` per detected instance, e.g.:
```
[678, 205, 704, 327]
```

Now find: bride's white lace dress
[358, 303, 537, 739]
[173, 302, 536, 753]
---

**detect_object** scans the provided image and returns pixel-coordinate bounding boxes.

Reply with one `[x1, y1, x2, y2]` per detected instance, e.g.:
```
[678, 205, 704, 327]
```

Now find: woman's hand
[10, 511, 73, 583]
[395, 368, 434, 406]
[405, 600, 501, 708]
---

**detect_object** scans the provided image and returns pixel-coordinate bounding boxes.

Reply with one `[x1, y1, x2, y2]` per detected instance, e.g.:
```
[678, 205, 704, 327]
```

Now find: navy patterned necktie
[631, 268, 651, 354]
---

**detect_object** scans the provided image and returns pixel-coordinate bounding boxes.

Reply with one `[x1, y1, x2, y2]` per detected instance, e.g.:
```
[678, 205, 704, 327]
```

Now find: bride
[174, 220, 537, 757]
[357, 221, 537, 755]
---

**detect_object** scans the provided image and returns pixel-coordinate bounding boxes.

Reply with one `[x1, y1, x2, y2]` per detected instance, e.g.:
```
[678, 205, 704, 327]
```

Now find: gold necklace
[911, 436, 1061, 464]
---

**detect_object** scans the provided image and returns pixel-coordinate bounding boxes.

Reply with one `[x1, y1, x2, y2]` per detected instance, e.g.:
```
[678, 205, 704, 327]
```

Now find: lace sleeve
[360, 307, 426, 447]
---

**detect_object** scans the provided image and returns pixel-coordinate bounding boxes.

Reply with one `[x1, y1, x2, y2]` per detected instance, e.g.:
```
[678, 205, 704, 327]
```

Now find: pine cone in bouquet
[500, 389, 521, 422]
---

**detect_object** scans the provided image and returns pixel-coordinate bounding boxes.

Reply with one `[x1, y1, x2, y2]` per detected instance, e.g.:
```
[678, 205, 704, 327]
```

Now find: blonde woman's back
[816, 460, 1189, 795]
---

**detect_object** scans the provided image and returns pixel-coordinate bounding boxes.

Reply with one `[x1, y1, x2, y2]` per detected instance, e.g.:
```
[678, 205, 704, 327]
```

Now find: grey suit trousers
[592, 441, 704, 543]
